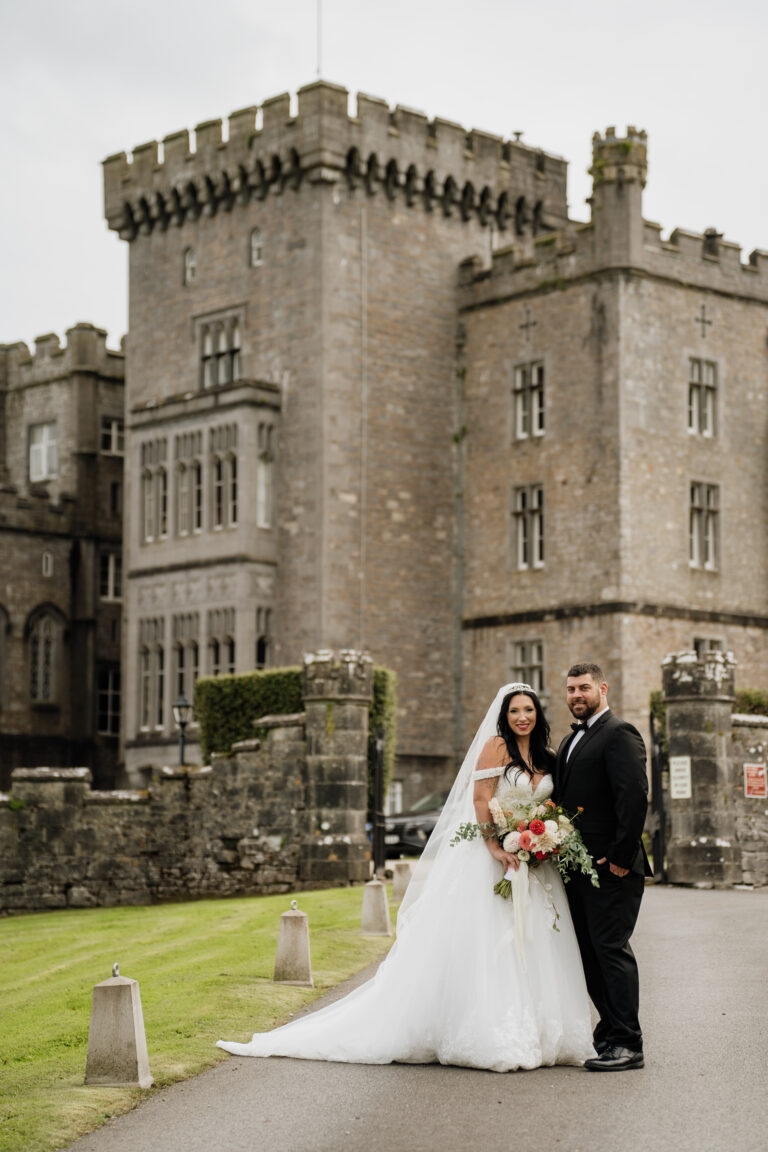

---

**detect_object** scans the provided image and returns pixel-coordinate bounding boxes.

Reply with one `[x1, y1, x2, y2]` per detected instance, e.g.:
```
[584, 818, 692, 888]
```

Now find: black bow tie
[570, 722, 588, 734]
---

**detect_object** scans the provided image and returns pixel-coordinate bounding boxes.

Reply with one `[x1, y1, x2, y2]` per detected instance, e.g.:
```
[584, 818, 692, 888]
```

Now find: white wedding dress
[217, 747, 595, 1072]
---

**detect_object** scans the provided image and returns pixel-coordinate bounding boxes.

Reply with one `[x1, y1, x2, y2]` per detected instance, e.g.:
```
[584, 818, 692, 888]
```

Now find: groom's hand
[596, 857, 629, 877]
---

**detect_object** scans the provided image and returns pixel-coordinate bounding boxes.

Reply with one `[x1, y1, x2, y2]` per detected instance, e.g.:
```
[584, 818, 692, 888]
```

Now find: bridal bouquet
[451, 798, 599, 896]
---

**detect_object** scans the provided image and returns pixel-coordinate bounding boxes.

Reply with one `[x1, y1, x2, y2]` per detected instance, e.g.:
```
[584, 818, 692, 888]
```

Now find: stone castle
[101, 81, 768, 800]
[2, 81, 767, 809]
[0, 325, 124, 790]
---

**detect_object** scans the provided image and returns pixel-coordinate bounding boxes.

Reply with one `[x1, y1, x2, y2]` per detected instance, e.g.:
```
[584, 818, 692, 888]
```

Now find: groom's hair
[567, 661, 604, 682]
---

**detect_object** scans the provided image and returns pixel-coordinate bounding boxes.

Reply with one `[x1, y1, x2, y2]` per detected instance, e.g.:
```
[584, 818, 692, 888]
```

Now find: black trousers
[566, 867, 645, 1051]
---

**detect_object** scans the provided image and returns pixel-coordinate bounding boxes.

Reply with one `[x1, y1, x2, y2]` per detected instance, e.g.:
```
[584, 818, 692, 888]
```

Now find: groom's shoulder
[603, 712, 646, 749]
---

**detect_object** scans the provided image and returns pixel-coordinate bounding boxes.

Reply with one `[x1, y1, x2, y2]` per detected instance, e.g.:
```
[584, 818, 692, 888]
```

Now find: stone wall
[0, 650, 372, 912]
[730, 714, 768, 886]
[662, 650, 768, 887]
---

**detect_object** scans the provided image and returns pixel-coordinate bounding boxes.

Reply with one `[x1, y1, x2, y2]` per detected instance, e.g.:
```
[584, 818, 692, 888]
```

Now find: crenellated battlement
[103, 81, 569, 241]
[459, 127, 768, 307]
[0, 483, 78, 530]
[0, 323, 124, 390]
[590, 125, 648, 187]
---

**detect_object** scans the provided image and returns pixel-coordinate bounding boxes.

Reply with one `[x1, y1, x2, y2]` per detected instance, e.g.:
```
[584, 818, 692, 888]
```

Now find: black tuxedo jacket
[554, 710, 651, 877]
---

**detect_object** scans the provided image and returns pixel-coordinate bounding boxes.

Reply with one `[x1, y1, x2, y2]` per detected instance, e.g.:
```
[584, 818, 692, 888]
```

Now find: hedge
[194, 664, 398, 814]
[195, 666, 303, 762]
[734, 688, 768, 716]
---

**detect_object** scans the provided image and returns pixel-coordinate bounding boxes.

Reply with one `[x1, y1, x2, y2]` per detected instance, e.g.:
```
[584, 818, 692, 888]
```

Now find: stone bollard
[85, 963, 153, 1088]
[392, 860, 413, 903]
[273, 900, 314, 986]
[361, 878, 392, 936]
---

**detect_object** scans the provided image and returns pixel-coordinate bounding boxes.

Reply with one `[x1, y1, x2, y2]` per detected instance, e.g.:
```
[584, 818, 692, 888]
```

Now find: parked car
[384, 790, 449, 858]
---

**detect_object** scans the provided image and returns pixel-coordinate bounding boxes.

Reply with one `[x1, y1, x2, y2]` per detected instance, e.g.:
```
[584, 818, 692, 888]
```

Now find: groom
[554, 662, 651, 1071]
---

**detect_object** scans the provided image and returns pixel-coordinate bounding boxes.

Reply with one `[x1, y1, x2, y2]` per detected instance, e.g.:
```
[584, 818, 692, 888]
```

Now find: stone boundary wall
[662, 651, 768, 887]
[731, 714, 768, 886]
[0, 650, 372, 912]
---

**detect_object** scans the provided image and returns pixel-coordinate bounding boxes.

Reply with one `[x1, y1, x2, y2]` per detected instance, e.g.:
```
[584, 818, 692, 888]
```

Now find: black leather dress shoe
[593, 1039, 610, 1055]
[584, 1045, 644, 1071]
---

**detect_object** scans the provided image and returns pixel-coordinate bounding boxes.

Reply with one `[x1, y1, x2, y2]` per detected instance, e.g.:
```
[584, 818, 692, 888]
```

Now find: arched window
[157, 467, 168, 537]
[210, 637, 221, 676]
[250, 228, 263, 267]
[202, 329, 215, 389]
[213, 456, 224, 528]
[29, 611, 63, 704]
[230, 320, 241, 382]
[225, 636, 236, 675]
[142, 469, 156, 541]
[192, 460, 203, 530]
[216, 326, 229, 386]
[228, 452, 238, 526]
[183, 247, 197, 285]
[155, 645, 165, 728]
[175, 642, 186, 698]
[177, 463, 190, 535]
[138, 617, 166, 733]
[139, 646, 152, 728]
[256, 424, 274, 528]
[255, 606, 272, 669]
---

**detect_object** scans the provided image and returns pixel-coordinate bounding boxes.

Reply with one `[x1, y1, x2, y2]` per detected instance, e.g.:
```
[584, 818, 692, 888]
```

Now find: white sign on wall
[669, 755, 692, 800]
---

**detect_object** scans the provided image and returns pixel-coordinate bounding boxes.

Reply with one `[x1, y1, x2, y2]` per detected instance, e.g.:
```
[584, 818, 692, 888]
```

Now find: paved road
[66, 886, 768, 1152]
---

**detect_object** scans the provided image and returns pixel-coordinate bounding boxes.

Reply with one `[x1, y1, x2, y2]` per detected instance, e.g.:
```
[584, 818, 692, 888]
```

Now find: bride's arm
[473, 737, 520, 871]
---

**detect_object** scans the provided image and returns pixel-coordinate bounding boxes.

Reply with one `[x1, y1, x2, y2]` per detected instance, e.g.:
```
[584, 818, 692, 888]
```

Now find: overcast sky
[1, 0, 765, 351]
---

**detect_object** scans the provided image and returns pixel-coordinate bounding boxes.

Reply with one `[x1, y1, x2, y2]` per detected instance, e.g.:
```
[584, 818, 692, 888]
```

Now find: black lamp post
[172, 694, 192, 767]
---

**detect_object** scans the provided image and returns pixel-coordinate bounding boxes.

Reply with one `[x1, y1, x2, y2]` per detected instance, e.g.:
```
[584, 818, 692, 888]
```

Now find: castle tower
[457, 125, 768, 743]
[103, 81, 569, 789]
[589, 126, 647, 266]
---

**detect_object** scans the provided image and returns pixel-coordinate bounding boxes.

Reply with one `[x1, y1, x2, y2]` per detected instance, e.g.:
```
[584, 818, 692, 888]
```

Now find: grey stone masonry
[0, 324, 125, 790]
[301, 650, 373, 884]
[0, 650, 372, 911]
[662, 651, 743, 885]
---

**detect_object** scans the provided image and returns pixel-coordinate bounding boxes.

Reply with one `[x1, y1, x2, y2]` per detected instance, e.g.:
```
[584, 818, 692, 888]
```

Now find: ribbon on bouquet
[504, 861, 562, 963]
[507, 860, 530, 967]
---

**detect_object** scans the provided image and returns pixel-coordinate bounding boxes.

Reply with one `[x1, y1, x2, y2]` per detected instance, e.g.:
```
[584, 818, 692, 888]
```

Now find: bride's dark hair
[496, 688, 555, 781]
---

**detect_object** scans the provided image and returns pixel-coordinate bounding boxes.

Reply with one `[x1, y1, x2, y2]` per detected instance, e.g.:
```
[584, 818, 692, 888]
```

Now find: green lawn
[0, 887, 396, 1152]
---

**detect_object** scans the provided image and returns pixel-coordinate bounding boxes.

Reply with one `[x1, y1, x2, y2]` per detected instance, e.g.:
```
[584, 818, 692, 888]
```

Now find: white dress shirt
[566, 705, 610, 760]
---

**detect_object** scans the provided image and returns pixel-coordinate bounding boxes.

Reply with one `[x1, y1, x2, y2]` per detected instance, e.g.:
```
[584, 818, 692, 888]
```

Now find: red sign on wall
[744, 763, 767, 799]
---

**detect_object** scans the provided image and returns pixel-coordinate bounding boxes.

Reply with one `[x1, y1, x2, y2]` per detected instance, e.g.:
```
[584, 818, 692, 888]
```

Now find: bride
[217, 683, 595, 1071]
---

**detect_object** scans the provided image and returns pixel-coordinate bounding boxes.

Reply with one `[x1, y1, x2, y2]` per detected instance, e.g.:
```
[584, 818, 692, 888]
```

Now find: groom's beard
[568, 698, 600, 720]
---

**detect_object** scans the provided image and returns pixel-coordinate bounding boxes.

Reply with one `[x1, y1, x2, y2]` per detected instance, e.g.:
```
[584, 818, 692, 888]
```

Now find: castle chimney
[589, 126, 647, 267]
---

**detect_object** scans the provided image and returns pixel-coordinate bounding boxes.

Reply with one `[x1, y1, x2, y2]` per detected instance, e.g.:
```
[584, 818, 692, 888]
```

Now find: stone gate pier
[662, 650, 768, 887]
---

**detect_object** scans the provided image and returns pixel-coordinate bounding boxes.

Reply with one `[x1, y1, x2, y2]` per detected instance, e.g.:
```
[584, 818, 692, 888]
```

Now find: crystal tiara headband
[504, 682, 534, 693]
